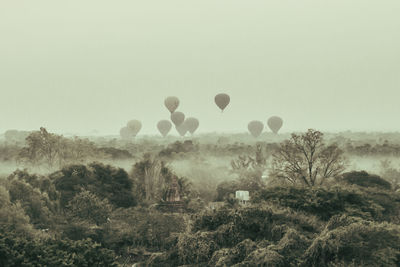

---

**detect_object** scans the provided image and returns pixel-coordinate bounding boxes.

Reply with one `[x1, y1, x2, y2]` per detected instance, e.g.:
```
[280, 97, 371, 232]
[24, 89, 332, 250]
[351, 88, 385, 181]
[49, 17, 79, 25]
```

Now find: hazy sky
[1, 0, 399, 135]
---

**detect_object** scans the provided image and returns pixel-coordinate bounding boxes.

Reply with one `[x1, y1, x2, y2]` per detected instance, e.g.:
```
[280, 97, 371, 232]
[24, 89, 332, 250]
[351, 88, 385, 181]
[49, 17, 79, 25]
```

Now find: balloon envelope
[157, 120, 172, 137]
[185, 117, 199, 134]
[248, 120, 264, 138]
[127, 120, 142, 136]
[176, 122, 188, 137]
[214, 93, 230, 111]
[120, 127, 132, 140]
[164, 96, 180, 113]
[171, 111, 185, 126]
[267, 116, 283, 134]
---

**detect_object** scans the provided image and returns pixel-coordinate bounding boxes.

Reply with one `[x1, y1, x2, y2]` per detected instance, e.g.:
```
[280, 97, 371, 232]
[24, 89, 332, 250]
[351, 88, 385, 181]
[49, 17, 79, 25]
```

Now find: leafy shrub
[53, 162, 136, 208]
[8, 169, 59, 201]
[193, 204, 321, 241]
[209, 239, 258, 266]
[302, 220, 400, 266]
[269, 228, 310, 265]
[98, 147, 133, 160]
[209, 248, 234, 266]
[177, 231, 218, 264]
[0, 186, 36, 236]
[240, 248, 285, 267]
[66, 190, 112, 225]
[103, 208, 186, 253]
[252, 185, 400, 222]
[340, 171, 392, 190]
[0, 232, 117, 267]
[7, 179, 56, 228]
[158, 140, 199, 158]
[215, 180, 240, 201]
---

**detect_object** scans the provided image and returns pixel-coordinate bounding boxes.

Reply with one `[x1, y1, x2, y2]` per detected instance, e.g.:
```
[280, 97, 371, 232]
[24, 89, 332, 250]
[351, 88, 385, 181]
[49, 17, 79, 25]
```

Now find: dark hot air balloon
[267, 116, 283, 134]
[214, 93, 230, 112]
[164, 96, 180, 113]
[185, 117, 199, 135]
[248, 120, 264, 138]
[171, 111, 185, 126]
[157, 120, 172, 137]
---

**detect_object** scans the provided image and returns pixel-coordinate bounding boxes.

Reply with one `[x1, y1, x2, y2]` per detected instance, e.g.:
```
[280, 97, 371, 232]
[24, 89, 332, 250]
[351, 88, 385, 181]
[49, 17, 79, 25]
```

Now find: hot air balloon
[176, 122, 188, 137]
[120, 127, 131, 140]
[214, 93, 230, 112]
[164, 96, 180, 114]
[157, 120, 172, 137]
[248, 120, 264, 138]
[185, 117, 199, 135]
[127, 120, 142, 136]
[267, 116, 283, 134]
[171, 111, 185, 126]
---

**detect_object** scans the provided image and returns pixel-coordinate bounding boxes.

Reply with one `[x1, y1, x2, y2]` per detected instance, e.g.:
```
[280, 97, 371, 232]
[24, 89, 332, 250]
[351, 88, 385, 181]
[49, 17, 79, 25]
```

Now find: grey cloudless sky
[1, 0, 399, 135]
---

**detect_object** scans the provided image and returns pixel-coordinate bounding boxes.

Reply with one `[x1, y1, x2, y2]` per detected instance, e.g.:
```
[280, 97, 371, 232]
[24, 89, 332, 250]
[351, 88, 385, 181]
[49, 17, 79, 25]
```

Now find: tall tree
[272, 129, 346, 186]
[18, 128, 99, 170]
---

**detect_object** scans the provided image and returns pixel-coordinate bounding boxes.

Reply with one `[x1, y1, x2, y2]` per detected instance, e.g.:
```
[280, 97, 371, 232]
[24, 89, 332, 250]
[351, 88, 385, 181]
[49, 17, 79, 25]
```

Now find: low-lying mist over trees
[1, 128, 399, 266]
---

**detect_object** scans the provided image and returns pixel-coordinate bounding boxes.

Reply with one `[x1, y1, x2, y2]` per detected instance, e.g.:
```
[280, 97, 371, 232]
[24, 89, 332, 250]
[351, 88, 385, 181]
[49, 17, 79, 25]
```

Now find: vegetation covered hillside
[0, 129, 399, 266]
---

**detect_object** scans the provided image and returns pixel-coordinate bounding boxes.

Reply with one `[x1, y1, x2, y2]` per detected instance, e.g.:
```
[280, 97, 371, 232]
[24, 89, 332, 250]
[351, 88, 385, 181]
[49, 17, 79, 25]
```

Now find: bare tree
[272, 129, 346, 186]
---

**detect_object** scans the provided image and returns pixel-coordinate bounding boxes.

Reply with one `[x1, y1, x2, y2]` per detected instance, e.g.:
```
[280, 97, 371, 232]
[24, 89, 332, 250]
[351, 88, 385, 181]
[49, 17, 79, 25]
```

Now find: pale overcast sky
[0, 0, 399, 135]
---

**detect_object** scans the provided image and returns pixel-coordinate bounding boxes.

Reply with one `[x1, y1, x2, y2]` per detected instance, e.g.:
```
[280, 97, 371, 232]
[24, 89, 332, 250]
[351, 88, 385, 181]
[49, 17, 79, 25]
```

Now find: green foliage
[53, 162, 136, 208]
[0, 232, 118, 267]
[186, 197, 206, 213]
[130, 155, 170, 203]
[168, 203, 320, 266]
[302, 219, 400, 266]
[158, 140, 199, 158]
[98, 147, 133, 160]
[131, 155, 194, 205]
[192, 205, 319, 249]
[341, 171, 392, 190]
[66, 190, 112, 225]
[0, 186, 36, 236]
[215, 175, 264, 203]
[346, 140, 400, 157]
[269, 228, 310, 265]
[103, 207, 186, 253]
[7, 179, 53, 227]
[146, 252, 170, 267]
[177, 231, 218, 264]
[209, 239, 258, 266]
[216, 180, 240, 201]
[8, 169, 60, 201]
[252, 185, 400, 222]
[18, 128, 101, 170]
[2, 133, 400, 267]
[6, 171, 60, 228]
[239, 248, 285, 266]
[155, 181, 400, 266]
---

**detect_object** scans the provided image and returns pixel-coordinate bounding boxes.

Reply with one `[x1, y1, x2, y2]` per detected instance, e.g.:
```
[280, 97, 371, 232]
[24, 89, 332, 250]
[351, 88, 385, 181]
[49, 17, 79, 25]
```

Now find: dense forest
[1, 128, 400, 266]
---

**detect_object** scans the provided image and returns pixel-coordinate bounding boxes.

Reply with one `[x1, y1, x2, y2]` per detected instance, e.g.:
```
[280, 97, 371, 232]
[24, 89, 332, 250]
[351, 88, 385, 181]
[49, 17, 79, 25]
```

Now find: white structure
[235, 190, 250, 205]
